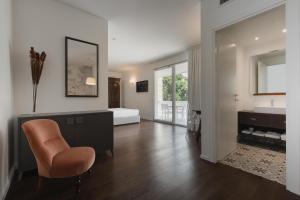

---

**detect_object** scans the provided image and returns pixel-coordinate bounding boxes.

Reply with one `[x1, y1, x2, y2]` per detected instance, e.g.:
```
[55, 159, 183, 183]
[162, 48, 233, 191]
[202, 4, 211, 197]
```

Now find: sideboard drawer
[238, 112, 271, 127]
[238, 112, 286, 129]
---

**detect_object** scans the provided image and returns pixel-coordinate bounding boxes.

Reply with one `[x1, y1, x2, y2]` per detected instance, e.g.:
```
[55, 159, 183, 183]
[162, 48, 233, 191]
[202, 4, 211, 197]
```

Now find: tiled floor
[221, 144, 286, 185]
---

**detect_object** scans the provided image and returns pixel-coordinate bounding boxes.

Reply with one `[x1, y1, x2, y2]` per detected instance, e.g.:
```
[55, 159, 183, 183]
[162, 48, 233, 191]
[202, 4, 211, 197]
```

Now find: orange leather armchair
[22, 119, 95, 192]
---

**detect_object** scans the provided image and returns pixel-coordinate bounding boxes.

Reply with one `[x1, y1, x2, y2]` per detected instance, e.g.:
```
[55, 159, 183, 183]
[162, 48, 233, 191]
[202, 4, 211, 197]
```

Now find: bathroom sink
[254, 106, 286, 114]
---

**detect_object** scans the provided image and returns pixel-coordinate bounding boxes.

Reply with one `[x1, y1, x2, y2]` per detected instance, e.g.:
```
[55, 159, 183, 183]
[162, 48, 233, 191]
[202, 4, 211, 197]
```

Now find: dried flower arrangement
[30, 47, 46, 112]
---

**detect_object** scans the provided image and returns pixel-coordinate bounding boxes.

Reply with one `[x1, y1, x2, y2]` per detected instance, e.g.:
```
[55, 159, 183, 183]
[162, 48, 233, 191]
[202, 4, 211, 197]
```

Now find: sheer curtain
[187, 45, 201, 131]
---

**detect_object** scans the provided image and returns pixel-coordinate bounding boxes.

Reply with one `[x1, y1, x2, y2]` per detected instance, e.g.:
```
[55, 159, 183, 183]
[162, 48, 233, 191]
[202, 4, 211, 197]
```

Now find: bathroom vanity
[238, 111, 286, 150]
[237, 49, 287, 150]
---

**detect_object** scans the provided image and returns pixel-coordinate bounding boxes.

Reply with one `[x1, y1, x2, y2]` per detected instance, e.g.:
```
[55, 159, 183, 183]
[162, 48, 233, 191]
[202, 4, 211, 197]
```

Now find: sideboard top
[18, 110, 113, 119]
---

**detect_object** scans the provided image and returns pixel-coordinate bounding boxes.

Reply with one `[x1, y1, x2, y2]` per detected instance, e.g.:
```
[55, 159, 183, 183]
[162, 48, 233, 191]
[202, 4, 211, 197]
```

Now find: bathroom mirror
[253, 50, 286, 95]
[65, 37, 99, 97]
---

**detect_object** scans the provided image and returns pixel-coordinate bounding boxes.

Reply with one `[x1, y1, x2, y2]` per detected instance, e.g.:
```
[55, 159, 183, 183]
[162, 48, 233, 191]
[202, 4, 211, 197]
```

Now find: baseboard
[200, 154, 209, 161]
[141, 118, 153, 121]
[1, 165, 16, 200]
[200, 154, 217, 163]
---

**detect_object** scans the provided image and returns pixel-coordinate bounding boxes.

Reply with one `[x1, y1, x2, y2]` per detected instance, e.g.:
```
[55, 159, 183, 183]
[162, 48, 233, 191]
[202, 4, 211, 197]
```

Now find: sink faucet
[270, 99, 274, 107]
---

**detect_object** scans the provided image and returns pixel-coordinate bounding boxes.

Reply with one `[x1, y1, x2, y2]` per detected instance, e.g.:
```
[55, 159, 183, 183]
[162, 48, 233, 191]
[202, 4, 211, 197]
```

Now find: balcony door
[154, 61, 188, 126]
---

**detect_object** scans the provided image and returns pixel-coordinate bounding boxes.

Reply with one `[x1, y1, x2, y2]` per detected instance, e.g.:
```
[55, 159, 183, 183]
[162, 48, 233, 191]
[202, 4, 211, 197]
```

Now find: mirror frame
[65, 36, 99, 98]
[252, 50, 286, 96]
[254, 92, 286, 96]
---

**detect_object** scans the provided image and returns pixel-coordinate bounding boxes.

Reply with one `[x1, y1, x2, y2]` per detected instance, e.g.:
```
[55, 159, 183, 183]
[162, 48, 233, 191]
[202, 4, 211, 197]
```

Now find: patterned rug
[220, 144, 286, 185]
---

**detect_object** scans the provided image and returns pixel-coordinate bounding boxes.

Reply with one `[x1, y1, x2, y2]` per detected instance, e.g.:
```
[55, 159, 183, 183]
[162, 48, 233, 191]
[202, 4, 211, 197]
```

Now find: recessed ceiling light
[282, 28, 287, 33]
[254, 37, 260, 41]
[229, 43, 236, 47]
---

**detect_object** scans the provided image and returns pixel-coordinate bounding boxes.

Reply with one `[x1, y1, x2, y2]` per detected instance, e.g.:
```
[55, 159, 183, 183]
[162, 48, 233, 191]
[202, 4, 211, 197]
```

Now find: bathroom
[216, 5, 286, 185]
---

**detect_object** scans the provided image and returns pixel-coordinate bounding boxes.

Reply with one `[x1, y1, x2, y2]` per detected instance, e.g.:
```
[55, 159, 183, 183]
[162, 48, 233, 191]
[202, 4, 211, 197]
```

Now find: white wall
[109, 71, 122, 79]
[108, 70, 123, 107]
[0, 0, 14, 198]
[286, 0, 300, 195]
[237, 39, 286, 110]
[201, 0, 300, 195]
[13, 0, 108, 115]
[123, 52, 188, 120]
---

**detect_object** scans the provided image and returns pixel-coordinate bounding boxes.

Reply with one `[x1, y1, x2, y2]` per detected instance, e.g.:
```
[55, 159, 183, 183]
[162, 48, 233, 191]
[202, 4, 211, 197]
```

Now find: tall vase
[33, 83, 38, 113]
[29, 47, 46, 113]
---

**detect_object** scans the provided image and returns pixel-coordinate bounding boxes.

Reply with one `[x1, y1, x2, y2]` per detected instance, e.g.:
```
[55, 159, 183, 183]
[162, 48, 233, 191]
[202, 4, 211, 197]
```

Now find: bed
[108, 108, 141, 125]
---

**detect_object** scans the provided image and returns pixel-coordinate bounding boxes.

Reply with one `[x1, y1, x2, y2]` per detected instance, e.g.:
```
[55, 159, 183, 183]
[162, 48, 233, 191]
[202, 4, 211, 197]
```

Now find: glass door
[174, 62, 188, 126]
[154, 61, 188, 126]
[154, 67, 173, 123]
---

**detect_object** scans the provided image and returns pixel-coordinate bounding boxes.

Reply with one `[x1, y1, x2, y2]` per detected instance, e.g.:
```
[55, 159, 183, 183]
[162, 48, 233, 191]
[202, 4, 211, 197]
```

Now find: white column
[286, 0, 300, 195]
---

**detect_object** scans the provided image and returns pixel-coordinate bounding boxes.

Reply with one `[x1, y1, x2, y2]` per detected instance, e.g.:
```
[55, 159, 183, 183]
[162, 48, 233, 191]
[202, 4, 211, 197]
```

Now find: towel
[265, 132, 281, 139]
[241, 130, 252, 135]
[253, 131, 265, 137]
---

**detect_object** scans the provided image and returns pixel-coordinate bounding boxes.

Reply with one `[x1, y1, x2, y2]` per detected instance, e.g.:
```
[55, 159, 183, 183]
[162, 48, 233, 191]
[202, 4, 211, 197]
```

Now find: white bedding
[108, 108, 140, 125]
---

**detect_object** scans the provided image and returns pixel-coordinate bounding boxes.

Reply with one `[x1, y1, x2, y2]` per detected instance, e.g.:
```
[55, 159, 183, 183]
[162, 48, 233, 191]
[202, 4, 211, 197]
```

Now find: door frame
[211, 3, 286, 162]
[153, 60, 188, 127]
[201, 0, 300, 195]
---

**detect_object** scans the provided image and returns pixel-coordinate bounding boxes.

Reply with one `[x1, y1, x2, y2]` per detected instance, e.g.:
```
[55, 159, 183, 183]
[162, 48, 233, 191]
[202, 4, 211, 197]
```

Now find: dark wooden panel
[238, 111, 285, 129]
[238, 112, 270, 127]
[238, 111, 286, 150]
[18, 121, 36, 171]
[108, 77, 121, 108]
[55, 116, 77, 147]
[272, 114, 286, 130]
[76, 113, 113, 153]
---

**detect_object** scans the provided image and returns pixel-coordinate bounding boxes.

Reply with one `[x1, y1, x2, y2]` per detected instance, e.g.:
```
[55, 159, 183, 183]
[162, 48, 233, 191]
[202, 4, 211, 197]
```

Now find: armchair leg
[110, 149, 114, 157]
[35, 176, 43, 199]
[76, 176, 81, 194]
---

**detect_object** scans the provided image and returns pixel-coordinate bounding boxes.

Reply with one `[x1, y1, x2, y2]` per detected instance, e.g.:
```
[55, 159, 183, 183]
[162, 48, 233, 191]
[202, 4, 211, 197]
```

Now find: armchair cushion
[50, 147, 95, 178]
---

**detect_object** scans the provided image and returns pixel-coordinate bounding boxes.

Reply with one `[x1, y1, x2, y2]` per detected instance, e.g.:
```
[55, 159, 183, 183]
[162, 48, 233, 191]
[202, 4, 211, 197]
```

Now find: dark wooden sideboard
[17, 110, 113, 175]
[238, 111, 286, 150]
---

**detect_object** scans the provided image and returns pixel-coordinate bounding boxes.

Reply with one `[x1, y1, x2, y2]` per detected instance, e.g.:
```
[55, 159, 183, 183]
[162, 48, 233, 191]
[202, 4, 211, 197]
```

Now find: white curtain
[187, 45, 201, 131]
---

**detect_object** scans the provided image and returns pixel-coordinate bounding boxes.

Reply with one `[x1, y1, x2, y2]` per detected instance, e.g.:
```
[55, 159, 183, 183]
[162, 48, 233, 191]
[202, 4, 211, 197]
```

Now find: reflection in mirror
[253, 50, 286, 95]
[65, 37, 99, 97]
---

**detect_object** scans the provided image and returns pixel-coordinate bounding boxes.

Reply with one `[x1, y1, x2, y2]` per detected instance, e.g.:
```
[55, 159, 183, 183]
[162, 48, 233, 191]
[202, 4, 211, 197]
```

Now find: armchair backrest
[22, 119, 70, 177]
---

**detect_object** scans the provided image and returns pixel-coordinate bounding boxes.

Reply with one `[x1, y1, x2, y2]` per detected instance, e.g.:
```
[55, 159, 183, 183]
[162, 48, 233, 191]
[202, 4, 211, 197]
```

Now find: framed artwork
[136, 80, 148, 93]
[65, 37, 99, 97]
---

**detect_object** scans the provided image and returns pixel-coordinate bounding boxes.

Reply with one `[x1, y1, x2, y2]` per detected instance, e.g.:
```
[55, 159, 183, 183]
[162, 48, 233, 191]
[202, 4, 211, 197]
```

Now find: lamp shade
[86, 77, 96, 86]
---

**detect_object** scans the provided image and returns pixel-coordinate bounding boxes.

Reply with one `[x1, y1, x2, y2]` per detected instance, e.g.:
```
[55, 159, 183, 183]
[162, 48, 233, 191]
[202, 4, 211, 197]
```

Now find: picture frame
[65, 36, 99, 97]
[136, 80, 148, 93]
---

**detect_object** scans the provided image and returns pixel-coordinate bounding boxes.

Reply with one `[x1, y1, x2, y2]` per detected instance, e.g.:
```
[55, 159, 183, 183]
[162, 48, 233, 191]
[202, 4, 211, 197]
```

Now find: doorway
[154, 61, 188, 126]
[108, 77, 121, 108]
[215, 5, 286, 185]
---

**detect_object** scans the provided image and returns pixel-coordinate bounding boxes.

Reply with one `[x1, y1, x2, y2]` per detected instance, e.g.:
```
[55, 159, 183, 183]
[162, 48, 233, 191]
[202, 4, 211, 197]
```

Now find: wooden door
[108, 77, 121, 108]
[216, 31, 238, 160]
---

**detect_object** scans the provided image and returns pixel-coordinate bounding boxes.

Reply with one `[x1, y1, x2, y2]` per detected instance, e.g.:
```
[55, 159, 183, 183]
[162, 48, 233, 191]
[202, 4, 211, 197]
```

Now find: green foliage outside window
[162, 74, 188, 101]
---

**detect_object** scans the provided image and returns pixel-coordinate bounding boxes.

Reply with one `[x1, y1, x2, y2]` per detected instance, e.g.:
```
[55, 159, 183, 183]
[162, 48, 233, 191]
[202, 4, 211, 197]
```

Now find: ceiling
[218, 5, 285, 48]
[58, 0, 201, 70]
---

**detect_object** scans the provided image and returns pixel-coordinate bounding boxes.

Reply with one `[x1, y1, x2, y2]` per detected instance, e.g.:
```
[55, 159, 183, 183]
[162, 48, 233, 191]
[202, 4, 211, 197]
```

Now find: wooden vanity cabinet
[238, 111, 286, 150]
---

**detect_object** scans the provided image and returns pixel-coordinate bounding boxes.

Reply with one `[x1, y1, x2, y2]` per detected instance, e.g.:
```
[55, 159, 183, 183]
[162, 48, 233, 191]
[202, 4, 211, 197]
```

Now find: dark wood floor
[6, 121, 300, 200]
